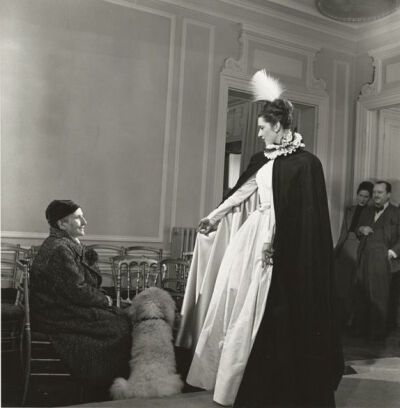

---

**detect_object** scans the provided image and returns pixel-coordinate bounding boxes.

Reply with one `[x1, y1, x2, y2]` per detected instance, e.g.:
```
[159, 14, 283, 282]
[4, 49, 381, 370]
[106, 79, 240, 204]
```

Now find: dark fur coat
[30, 228, 131, 386]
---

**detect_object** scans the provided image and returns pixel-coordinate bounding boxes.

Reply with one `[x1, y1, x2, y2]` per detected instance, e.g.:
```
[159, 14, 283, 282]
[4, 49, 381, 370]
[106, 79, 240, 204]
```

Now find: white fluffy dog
[110, 287, 183, 399]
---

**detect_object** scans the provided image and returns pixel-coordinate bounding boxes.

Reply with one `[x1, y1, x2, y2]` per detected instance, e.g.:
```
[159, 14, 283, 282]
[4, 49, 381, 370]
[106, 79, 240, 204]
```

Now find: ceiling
[248, 0, 400, 26]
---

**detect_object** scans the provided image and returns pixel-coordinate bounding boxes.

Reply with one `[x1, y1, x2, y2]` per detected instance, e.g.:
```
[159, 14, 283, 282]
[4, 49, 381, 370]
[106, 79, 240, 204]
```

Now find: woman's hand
[262, 242, 274, 268]
[198, 218, 217, 235]
[359, 226, 373, 236]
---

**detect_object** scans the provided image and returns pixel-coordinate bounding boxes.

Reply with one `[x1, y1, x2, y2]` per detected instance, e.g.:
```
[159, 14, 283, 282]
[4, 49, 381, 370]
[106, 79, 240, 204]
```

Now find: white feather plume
[251, 69, 283, 102]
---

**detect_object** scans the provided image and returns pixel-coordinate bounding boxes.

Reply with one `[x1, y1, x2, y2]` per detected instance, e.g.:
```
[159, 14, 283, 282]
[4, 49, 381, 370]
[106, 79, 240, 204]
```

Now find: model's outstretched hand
[198, 218, 217, 235]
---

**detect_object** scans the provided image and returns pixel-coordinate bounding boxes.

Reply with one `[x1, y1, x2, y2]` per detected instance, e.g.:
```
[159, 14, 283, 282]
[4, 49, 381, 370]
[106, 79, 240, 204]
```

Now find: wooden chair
[84, 244, 125, 297]
[160, 258, 190, 311]
[8, 253, 85, 406]
[26, 245, 41, 266]
[182, 251, 194, 266]
[1, 259, 30, 406]
[19, 274, 86, 407]
[111, 256, 160, 307]
[1, 243, 29, 291]
[124, 245, 163, 261]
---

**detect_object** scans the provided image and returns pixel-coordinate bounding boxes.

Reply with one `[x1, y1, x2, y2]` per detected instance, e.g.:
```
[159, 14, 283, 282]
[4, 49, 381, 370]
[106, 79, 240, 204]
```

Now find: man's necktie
[375, 206, 384, 213]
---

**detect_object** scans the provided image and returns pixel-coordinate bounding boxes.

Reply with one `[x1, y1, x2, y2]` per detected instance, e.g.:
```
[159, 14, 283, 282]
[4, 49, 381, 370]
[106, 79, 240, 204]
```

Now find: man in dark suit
[354, 181, 400, 339]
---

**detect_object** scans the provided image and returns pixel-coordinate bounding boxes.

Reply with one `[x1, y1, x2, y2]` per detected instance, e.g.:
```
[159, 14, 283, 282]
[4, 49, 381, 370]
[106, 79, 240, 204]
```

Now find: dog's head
[128, 287, 176, 327]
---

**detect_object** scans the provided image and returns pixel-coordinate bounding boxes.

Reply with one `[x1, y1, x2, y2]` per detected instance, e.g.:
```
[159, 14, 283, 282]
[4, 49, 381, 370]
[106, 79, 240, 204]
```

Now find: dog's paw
[110, 377, 132, 400]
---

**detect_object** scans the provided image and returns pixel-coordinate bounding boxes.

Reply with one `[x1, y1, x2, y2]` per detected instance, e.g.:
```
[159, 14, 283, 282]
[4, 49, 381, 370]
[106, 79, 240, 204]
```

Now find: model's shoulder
[249, 151, 265, 163]
[281, 149, 321, 169]
[297, 149, 320, 163]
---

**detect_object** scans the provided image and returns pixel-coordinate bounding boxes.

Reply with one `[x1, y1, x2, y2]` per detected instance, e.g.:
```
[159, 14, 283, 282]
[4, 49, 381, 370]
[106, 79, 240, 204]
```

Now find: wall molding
[376, 109, 400, 178]
[361, 43, 400, 96]
[157, 0, 354, 43]
[155, 0, 400, 51]
[199, 22, 216, 219]
[329, 60, 350, 240]
[171, 18, 215, 227]
[170, 18, 189, 230]
[354, 89, 400, 193]
[101, 0, 176, 242]
[4, 0, 177, 244]
[1, 231, 165, 243]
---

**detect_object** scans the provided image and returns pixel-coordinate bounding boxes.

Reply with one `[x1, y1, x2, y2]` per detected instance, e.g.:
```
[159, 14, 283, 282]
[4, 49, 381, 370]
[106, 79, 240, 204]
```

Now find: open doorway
[376, 104, 400, 204]
[223, 89, 318, 196]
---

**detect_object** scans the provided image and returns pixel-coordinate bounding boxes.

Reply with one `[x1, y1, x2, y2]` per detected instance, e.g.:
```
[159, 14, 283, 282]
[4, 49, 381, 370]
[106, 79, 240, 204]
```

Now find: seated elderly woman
[30, 200, 131, 389]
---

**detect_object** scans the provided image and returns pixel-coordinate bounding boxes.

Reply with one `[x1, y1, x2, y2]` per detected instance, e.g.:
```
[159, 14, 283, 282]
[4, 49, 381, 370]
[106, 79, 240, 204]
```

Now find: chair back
[85, 244, 125, 287]
[160, 258, 190, 311]
[1, 258, 30, 339]
[1, 259, 30, 406]
[1, 243, 29, 288]
[124, 246, 163, 261]
[182, 251, 194, 265]
[111, 255, 160, 307]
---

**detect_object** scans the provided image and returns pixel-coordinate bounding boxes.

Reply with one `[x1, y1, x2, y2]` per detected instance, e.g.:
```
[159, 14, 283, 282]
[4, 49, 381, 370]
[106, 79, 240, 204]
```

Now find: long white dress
[185, 160, 276, 406]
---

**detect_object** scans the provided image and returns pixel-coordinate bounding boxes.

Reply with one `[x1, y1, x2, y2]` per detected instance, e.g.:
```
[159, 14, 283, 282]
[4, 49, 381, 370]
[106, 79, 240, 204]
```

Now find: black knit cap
[45, 200, 80, 228]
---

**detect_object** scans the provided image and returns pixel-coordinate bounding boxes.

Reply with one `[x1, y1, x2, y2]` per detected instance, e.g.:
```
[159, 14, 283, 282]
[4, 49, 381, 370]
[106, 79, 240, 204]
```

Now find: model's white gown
[184, 160, 276, 406]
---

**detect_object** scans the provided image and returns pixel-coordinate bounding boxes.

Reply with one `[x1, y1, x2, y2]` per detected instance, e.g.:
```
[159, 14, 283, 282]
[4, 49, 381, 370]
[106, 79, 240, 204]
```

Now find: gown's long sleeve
[207, 177, 257, 224]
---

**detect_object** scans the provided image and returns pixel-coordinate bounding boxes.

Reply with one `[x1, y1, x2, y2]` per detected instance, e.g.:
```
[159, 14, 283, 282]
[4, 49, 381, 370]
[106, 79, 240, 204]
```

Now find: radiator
[170, 227, 197, 258]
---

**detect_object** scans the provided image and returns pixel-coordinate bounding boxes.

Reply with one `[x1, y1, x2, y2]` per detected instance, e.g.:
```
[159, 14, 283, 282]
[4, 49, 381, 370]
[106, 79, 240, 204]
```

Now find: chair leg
[21, 326, 31, 407]
[78, 384, 86, 403]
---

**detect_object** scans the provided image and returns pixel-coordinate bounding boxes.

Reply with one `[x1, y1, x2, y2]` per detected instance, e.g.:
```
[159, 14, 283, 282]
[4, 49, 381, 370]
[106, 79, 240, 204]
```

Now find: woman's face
[257, 117, 280, 148]
[356, 189, 371, 206]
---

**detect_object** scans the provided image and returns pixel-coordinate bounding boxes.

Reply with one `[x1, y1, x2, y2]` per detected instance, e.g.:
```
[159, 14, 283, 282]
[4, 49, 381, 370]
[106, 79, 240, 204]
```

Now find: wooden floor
[65, 358, 400, 408]
[2, 330, 400, 407]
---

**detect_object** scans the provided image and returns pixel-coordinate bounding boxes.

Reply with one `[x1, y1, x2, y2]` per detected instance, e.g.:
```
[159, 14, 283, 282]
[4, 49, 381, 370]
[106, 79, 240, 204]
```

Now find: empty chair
[1, 243, 29, 293]
[160, 258, 190, 311]
[1, 259, 30, 406]
[111, 256, 160, 307]
[182, 251, 194, 266]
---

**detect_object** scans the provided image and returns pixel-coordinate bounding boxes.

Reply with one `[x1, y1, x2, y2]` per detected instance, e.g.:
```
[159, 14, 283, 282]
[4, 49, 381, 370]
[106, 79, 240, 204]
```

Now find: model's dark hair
[259, 99, 293, 129]
[357, 181, 373, 196]
[375, 180, 392, 193]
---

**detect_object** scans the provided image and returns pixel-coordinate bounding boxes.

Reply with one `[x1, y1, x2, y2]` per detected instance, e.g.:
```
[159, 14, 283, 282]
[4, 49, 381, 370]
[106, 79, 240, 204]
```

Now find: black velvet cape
[229, 149, 344, 408]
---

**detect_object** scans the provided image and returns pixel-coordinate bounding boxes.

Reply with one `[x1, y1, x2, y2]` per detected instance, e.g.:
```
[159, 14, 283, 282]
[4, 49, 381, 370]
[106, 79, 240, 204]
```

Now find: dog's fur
[110, 287, 183, 399]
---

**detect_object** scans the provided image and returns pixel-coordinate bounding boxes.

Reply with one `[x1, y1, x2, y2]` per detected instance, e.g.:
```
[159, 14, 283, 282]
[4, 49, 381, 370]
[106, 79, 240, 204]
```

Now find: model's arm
[198, 177, 257, 235]
[208, 177, 257, 223]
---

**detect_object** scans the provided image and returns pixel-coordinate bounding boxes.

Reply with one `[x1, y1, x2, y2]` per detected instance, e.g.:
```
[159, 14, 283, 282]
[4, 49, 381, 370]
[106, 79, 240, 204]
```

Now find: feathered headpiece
[250, 69, 283, 102]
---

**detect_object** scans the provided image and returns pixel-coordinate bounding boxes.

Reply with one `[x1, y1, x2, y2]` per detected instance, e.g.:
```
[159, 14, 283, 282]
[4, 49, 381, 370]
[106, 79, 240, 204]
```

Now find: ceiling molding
[241, 23, 323, 53]
[155, 0, 400, 49]
[155, 0, 354, 40]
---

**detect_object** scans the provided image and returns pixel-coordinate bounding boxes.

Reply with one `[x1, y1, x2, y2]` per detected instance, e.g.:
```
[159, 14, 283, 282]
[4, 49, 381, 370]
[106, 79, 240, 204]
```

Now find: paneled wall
[1, 0, 399, 248]
[1, 0, 238, 247]
[353, 43, 400, 207]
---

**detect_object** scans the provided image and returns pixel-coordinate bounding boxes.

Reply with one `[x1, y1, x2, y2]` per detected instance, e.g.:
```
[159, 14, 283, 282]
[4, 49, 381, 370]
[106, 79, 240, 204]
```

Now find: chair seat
[31, 331, 52, 341]
[1, 288, 18, 304]
[1, 303, 24, 321]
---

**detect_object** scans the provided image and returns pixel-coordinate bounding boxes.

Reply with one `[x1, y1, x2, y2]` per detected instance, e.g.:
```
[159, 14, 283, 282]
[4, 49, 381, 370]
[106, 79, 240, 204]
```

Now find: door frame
[353, 90, 400, 194]
[213, 67, 329, 205]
